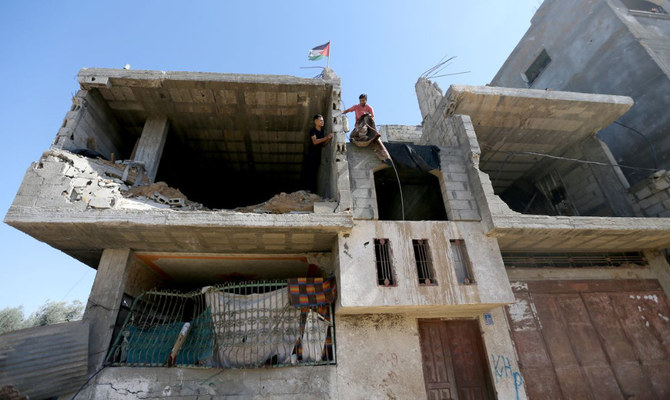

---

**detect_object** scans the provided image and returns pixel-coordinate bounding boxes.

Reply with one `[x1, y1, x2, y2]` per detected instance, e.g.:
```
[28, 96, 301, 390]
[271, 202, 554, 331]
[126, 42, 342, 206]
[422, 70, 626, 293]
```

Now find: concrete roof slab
[489, 214, 670, 251]
[5, 207, 353, 268]
[444, 85, 633, 192]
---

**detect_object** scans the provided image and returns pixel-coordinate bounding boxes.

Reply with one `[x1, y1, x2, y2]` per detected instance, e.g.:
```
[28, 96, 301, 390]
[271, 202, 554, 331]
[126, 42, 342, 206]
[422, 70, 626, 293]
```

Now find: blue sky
[0, 1, 540, 314]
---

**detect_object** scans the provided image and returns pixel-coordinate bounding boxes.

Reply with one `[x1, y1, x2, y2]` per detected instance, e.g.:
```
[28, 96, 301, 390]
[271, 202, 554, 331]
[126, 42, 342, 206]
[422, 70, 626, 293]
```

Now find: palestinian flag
[308, 42, 330, 61]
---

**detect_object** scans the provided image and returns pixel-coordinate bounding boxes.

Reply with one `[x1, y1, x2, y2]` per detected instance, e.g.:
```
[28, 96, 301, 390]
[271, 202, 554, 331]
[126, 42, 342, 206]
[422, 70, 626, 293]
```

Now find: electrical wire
[71, 366, 106, 399]
[612, 121, 659, 170]
[485, 146, 659, 173]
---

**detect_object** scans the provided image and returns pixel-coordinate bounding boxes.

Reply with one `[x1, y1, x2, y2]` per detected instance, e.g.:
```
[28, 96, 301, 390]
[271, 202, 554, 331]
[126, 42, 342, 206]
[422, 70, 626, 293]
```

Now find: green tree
[26, 300, 84, 327]
[0, 300, 84, 334]
[0, 306, 25, 334]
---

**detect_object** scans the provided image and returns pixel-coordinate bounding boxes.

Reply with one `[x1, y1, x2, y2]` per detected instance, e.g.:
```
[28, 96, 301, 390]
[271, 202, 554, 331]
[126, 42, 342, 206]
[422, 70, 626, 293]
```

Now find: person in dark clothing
[305, 114, 334, 192]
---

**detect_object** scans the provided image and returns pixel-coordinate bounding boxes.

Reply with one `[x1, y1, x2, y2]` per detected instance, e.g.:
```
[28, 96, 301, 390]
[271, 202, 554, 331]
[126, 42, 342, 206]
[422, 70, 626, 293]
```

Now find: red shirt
[345, 104, 374, 120]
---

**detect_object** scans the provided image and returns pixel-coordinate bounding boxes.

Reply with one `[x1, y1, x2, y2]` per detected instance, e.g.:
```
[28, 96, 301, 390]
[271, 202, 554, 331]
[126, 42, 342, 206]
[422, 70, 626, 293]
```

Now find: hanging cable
[484, 146, 659, 174]
[612, 121, 659, 170]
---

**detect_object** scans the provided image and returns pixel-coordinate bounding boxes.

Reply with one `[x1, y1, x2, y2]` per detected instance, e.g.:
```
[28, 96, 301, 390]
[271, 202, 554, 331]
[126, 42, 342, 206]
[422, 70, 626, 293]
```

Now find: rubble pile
[235, 191, 324, 214]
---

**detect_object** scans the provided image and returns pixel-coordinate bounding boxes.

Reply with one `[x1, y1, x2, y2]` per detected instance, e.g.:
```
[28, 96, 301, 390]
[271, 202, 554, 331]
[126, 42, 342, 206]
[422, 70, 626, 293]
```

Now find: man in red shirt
[344, 93, 379, 143]
[342, 93, 374, 121]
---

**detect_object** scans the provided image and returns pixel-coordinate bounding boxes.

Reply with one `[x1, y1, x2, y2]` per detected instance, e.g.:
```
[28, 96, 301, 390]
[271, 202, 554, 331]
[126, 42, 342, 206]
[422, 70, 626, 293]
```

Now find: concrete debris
[96, 159, 149, 186]
[124, 182, 199, 209]
[37, 149, 205, 210]
[234, 191, 324, 214]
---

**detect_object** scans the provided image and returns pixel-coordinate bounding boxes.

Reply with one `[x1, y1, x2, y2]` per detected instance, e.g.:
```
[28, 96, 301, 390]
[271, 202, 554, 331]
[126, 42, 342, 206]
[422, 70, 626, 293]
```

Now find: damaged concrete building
[3, 33, 670, 399]
[492, 0, 670, 207]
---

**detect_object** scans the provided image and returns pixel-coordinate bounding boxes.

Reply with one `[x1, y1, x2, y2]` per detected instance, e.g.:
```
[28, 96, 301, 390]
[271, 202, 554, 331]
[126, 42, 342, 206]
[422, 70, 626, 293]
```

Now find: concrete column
[83, 248, 133, 374]
[581, 136, 637, 216]
[133, 117, 169, 183]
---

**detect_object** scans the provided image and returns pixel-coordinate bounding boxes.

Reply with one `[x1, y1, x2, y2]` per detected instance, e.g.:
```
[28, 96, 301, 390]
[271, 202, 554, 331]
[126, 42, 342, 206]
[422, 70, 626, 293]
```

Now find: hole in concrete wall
[500, 179, 556, 215]
[374, 167, 448, 221]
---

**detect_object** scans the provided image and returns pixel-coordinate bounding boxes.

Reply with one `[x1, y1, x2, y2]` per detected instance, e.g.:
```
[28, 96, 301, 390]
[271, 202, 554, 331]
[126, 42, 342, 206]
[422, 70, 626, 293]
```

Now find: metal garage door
[507, 280, 670, 399]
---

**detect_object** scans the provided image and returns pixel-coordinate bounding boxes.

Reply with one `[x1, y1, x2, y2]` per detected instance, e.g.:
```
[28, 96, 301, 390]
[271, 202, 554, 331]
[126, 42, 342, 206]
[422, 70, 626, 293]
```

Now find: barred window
[374, 238, 395, 286]
[413, 239, 437, 285]
[450, 240, 474, 285]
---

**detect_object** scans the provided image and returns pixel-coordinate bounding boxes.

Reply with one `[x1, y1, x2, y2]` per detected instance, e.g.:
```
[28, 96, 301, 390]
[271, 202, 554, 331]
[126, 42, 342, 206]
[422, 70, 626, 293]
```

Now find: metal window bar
[413, 239, 437, 285]
[450, 239, 473, 284]
[375, 238, 395, 286]
[501, 251, 648, 268]
[106, 280, 335, 368]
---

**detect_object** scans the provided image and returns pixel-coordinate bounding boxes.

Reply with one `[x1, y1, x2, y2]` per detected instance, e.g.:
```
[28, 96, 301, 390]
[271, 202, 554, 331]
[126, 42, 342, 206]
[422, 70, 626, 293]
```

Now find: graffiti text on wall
[491, 354, 523, 400]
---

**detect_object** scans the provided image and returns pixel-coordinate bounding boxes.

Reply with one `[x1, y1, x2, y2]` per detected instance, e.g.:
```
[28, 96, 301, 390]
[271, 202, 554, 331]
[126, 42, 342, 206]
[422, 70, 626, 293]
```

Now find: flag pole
[327, 41, 330, 69]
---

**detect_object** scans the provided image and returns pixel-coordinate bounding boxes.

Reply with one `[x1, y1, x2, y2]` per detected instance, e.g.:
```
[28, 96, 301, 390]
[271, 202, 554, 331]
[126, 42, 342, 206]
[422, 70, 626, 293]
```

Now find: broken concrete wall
[415, 77, 444, 122]
[378, 124, 423, 143]
[629, 170, 670, 217]
[52, 89, 125, 160]
[336, 220, 513, 314]
[9, 149, 169, 212]
[77, 366, 337, 399]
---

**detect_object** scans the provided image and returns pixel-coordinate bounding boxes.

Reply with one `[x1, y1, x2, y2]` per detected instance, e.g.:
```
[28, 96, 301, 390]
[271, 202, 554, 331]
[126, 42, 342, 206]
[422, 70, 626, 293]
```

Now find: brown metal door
[507, 280, 670, 399]
[419, 320, 495, 400]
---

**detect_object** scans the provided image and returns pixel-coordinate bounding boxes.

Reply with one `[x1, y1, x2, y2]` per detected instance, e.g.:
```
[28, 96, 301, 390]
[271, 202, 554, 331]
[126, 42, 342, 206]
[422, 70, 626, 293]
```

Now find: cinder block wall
[345, 145, 380, 220]
[629, 170, 670, 217]
[345, 141, 481, 222]
[52, 90, 125, 160]
[529, 136, 638, 217]
[378, 125, 422, 143]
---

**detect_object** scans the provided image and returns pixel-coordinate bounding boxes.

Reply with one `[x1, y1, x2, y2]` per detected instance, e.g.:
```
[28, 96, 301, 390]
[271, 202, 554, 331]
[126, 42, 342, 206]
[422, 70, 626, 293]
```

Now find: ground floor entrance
[418, 319, 495, 400]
